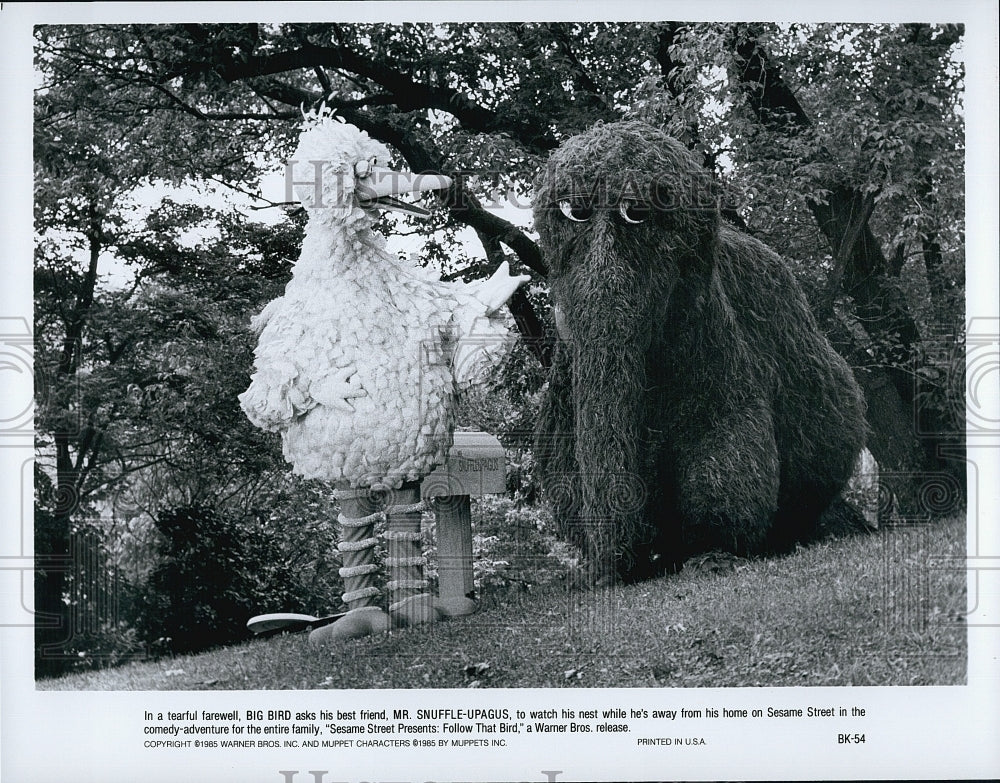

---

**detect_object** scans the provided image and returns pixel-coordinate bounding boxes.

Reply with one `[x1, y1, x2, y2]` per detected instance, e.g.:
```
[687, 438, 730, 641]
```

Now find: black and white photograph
[2, 2, 998, 782]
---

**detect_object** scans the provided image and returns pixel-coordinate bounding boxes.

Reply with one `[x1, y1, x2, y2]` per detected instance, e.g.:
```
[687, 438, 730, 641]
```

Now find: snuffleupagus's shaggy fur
[534, 120, 868, 581]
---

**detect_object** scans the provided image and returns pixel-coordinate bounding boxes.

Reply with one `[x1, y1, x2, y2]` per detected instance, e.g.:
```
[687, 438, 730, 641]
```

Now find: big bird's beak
[355, 167, 452, 219]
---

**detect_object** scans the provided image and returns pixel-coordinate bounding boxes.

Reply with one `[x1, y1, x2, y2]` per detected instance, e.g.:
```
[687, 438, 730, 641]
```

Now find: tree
[34, 29, 305, 667]
[33, 191, 305, 672]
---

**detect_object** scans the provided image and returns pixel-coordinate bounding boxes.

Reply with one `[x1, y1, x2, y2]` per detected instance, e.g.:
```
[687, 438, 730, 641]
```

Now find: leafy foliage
[136, 505, 299, 654]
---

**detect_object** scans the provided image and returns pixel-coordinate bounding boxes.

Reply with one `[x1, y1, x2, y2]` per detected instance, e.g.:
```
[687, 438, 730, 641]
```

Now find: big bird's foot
[389, 595, 478, 628]
[307, 606, 389, 647]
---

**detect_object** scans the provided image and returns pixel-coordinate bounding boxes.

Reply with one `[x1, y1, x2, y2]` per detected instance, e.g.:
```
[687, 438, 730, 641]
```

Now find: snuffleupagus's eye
[559, 200, 594, 222]
[619, 200, 651, 224]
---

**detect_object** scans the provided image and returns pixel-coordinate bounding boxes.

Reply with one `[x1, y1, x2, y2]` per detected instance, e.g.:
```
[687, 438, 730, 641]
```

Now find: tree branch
[206, 38, 558, 152]
[728, 23, 812, 132]
[654, 22, 687, 98]
[544, 24, 611, 114]
[817, 188, 877, 319]
[147, 80, 296, 120]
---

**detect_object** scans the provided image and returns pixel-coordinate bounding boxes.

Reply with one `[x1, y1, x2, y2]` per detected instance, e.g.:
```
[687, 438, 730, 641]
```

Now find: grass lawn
[39, 516, 966, 690]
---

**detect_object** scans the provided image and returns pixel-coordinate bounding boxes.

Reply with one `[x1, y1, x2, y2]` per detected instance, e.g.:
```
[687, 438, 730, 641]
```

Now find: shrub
[135, 504, 302, 654]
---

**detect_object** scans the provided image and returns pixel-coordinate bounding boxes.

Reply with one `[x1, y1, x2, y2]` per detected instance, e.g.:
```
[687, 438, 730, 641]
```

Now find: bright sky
[100, 162, 536, 291]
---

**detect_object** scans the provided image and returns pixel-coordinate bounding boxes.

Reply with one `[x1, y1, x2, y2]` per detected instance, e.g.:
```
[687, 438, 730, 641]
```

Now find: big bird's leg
[385, 483, 438, 627]
[308, 488, 389, 646]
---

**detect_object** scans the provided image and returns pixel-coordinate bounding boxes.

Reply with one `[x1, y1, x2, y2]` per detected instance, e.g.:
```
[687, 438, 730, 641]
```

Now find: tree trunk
[36, 216, 102, 677]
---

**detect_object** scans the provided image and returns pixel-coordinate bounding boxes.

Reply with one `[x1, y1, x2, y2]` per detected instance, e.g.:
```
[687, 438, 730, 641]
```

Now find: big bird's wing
[450, 261, 530, 385]
[238, 298, 366, 432]
[466, 260, 531, 316]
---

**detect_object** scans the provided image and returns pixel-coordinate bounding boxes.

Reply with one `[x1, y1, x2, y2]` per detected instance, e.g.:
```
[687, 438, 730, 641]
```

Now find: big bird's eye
[619, 200, 651, 224]
[354, 157, 376, 178]
[558, 200, 594, 222]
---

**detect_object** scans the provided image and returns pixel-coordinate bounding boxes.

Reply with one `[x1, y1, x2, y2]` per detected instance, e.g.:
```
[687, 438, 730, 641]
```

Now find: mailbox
[421, 431, 506, 499]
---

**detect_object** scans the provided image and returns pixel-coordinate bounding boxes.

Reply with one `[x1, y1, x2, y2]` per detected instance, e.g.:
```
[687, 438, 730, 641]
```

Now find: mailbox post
[422, 432, 506, 605]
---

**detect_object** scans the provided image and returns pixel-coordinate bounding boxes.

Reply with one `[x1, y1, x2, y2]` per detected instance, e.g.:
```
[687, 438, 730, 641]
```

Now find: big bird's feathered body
[243, 217, 458, 486]
[240, 114, 526, 489]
